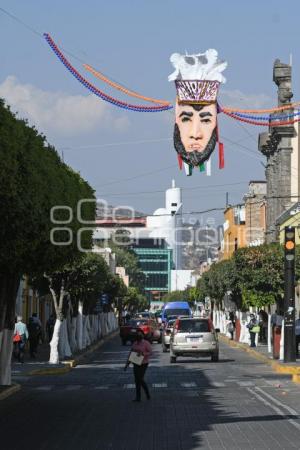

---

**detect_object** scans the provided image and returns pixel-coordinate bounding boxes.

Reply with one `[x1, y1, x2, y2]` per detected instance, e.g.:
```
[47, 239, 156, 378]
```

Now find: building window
[234, 238, 238, 251]
[171, 203, 177, 206]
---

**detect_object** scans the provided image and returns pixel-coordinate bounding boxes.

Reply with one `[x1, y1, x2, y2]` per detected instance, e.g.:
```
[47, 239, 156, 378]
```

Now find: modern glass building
[133, 245, 173, 302]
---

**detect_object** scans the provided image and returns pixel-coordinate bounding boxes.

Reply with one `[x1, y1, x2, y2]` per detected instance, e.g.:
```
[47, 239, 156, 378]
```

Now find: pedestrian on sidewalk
[13, 316, 29, 363]
[125, 331, 152, 402]
[28, 316, 41, 358]
[295, 312, 300, 357]
[246, 314, 258, 348]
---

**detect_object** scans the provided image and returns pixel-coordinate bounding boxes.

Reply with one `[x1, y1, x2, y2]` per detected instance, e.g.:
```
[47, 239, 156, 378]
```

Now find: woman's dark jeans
[133, 363, 150, 400]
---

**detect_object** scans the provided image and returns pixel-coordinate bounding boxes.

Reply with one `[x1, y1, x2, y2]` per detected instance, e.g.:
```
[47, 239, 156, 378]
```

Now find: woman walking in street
[125, 331, 152, 402]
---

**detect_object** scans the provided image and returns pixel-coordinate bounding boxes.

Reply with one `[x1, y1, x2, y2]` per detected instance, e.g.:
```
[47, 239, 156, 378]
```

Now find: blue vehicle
[161, 301, 192, 322]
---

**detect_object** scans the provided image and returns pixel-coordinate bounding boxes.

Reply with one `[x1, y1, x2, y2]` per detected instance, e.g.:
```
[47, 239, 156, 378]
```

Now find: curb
[219, 334, 300, 383]
[0, 383, 21, 401]
[28, 329, 119, 376]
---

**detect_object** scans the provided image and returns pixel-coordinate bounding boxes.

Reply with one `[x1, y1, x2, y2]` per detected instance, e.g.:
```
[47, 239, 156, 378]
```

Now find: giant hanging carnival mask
[169, 49, 227, 176]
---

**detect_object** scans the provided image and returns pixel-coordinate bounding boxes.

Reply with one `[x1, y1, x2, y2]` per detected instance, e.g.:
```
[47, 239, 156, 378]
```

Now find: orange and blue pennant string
[44, 33, 172, 113]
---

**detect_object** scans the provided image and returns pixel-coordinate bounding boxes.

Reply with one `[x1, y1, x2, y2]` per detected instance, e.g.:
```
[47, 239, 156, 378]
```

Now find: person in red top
[125, 331, 152, 402]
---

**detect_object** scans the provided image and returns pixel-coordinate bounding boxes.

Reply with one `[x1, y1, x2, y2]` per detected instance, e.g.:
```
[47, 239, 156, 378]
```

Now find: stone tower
[258, 59, 296, 243]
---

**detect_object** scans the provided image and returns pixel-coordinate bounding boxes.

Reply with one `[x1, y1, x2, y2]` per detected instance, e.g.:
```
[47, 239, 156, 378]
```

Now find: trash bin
[273, 326, 281, 359]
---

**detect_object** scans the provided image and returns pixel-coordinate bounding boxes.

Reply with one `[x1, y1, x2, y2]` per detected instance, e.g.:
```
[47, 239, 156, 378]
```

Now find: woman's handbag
[251, 325, 260, 333]
[13, 333, 21, 343]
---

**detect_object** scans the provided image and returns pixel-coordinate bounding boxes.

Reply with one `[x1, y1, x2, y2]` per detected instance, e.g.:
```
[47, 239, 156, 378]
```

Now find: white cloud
[0, 76, 130, 136]
[220, 89, 272, 109]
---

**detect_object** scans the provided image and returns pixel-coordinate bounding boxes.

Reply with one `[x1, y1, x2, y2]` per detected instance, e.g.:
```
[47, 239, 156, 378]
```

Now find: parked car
[162, 318, 176, 352]
[161, 301, 192, 323]
[169, 317, 220, 363]
[120, 318, 161, 345]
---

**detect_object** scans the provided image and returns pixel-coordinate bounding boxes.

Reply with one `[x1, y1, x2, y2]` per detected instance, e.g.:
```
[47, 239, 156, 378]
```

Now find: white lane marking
[181, 382, 197, 388]
[35, 386, 53, 391]
[152, 383, 167, 388]
[94, 386, 109, 390]
[66, 385, 82, 391]
[210, 382, 225, 387]
[246, 387, 300, 432]
[237, 381, 255, 387]
[124, 384, 135, 389]
[263, 378, 288, 387]
[255, 386, 300, 415]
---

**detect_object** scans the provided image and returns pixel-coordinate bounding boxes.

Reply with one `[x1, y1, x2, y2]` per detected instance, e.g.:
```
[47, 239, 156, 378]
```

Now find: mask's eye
[201, 118, 212, 124]
[181, 117, 191, 122]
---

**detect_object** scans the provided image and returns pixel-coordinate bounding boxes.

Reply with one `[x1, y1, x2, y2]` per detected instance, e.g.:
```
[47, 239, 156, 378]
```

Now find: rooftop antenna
[290, 53, 293, 66]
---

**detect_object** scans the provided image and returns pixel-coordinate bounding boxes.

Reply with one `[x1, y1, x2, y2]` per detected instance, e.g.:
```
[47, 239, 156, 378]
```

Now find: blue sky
[0, 0, 299, 225]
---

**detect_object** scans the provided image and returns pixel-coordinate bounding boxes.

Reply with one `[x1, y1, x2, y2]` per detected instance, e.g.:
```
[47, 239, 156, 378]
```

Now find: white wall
[171, 270, 197, 291]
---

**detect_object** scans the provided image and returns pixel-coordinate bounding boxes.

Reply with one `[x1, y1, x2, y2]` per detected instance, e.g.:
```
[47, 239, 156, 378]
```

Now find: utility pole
[284, 226, 296, 362]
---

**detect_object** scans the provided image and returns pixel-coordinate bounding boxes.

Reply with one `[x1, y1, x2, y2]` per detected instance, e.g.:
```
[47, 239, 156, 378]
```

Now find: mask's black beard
[173, 124, 217, 167]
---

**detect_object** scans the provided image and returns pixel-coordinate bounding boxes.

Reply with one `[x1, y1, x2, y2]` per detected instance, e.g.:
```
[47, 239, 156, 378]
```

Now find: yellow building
[277, 202, 300, 244]
[222, 204, 246, 260]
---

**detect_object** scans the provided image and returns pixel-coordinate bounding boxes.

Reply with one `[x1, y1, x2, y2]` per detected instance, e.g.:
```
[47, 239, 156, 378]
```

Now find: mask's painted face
[174, 101, 217, 166]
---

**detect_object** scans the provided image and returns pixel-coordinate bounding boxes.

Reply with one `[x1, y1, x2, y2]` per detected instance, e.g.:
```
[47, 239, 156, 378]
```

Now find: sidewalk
[11, 342, 67, 376]
[11, 330, 119, 377]
[219, 334, 300, 382]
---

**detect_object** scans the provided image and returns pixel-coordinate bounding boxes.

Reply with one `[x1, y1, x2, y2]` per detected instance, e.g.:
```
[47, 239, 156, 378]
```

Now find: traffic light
[283, 225, 296, 362]
[284, 226, 295, 262]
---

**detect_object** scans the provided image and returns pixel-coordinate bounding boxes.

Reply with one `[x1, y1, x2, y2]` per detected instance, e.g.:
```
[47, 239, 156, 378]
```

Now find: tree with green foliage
[0, 99, 95, 381]
[123, 287, 148, 313]
[234, 243, 284, 309]
[197, 259, 239, 308]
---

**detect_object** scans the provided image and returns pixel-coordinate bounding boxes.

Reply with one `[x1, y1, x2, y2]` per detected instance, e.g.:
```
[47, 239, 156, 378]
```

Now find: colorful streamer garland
[83, 64, 170, 106]
[220, 107, 300, 127]
[44, 33, 300, 129]
[222, 103, 300, 114]
[43, 33, 172, 113]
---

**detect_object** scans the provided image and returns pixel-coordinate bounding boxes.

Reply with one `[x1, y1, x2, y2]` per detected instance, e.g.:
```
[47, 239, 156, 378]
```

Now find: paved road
[2, 336, 300, 450]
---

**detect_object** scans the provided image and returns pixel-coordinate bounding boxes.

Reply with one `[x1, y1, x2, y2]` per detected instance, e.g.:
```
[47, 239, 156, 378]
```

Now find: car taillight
[141, 326, 149, 334]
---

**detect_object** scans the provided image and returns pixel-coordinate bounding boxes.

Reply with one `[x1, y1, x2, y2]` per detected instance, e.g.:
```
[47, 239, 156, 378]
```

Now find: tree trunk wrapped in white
[240, 316, 250, 344]
[50, 319, 63, 364]
[70, 316, 77, 353]
[85, 316, 91, 347]
[48, 279, 68, 364]
[58, 319, 72, 359]
[0, 329, 13, 385]
[267, 313, 272, 353]
[82, 315, 87, 349]
[100, 314, 105, 338]
[77, 301, 83, 350]
[97, 315, 101, 339]
[212, 309, 217, 327]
